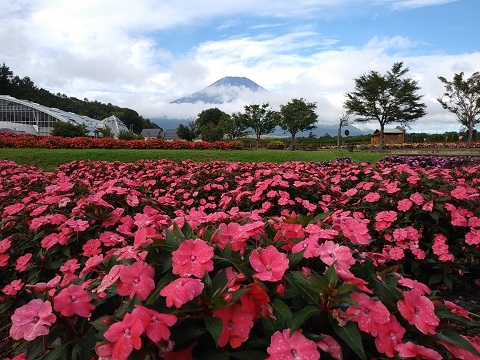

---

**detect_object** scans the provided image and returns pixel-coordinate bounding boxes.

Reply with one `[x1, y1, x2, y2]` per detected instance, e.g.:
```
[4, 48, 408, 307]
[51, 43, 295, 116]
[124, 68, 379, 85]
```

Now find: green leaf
[436, 329, 480, 357]
[374, 275, 400, 304]
[211, 269, 228, 298]
[291, 305, 321, 332]
[39, 343, 70, 360]
[205, 316, 223, 346]
[330, 316, 366, 360]
[164, 228, 180, 250]
[288, 250, 305, 268]
[271, 298, 293, 327]
[324, 265, 339, 286]
[230, 350, 267, 360]
[287, 272, 319, 304]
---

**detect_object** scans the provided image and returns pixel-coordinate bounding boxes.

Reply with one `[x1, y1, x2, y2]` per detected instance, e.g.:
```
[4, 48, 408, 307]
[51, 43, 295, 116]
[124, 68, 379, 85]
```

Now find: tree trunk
[379, 123, 385, 149]
[467, 123, 473, 149]
[256, 135, 260, 149]
[290, 134, 296, 151]
[337, 125, 341, 149]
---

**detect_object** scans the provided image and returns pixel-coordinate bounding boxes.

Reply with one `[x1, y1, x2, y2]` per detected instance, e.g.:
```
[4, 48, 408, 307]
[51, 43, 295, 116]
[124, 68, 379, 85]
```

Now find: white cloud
[0, 0, 477, 134]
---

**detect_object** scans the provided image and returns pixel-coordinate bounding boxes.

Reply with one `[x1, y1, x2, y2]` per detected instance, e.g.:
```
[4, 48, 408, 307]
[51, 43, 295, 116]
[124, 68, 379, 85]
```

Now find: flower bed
[0, 133, 243, 150]
[0, 157, 480, 359]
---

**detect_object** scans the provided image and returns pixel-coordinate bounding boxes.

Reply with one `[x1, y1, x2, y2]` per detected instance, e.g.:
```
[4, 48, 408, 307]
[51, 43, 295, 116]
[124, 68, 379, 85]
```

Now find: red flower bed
[0, 132, 243, 150]
[0, 158, 479, 359]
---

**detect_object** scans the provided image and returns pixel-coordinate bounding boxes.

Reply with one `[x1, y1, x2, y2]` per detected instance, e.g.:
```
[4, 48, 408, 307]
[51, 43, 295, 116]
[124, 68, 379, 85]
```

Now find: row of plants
[3, 132, 480, 151]
[0, 133, 243, 150]
[1, 157, 480, 359]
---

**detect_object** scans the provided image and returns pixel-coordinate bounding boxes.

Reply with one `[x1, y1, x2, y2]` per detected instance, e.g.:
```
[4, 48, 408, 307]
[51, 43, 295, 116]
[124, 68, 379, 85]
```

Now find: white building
[0, 95, 128, 138]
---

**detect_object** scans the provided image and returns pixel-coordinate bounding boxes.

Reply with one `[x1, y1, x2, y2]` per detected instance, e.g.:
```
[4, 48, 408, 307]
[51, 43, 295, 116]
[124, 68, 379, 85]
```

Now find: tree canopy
[196, 108, 229, 142]
[278, 98, 317, 149]
[177, 119, 200, 141]
[241, 103, 278, 148]
[51, 122, 89, 138]
[437, 71, 480, 148]
[344, 62, 427, 148]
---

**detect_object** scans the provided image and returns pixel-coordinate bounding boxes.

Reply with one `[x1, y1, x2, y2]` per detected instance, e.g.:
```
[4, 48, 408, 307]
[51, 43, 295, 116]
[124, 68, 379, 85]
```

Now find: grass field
[0, 148, 386, 171]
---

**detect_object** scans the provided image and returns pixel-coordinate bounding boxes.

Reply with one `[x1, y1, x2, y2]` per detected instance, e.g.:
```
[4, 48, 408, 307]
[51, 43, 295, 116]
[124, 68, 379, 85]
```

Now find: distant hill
[171, 76, 269, 104]
[152, 117, 368, 137]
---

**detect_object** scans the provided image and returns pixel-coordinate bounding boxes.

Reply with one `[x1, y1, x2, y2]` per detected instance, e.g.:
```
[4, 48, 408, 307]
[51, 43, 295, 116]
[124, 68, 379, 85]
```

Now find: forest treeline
[0, 63, 160, 133]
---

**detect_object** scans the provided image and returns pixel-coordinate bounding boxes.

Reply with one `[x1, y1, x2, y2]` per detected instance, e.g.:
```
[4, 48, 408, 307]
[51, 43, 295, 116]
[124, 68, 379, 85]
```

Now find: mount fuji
[170, 76, 268, 104]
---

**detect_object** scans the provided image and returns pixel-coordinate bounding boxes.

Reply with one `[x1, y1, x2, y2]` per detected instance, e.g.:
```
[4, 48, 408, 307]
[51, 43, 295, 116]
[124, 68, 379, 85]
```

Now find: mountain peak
[171, 76, 267, 104]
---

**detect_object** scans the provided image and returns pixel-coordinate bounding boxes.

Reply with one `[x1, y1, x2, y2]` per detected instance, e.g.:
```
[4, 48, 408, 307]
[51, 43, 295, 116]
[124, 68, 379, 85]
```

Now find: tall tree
[177, 118, 200, 141]
[437, 71, 480, 148]
[337, 110, 352, 149]
[344, 62, 427, 149]
[196, 108, 229, 142]
[278, 98, 317, 149]
[0, 63, 14, 95]
[241, 103, 278, 148]
[222, 112, 249, 140]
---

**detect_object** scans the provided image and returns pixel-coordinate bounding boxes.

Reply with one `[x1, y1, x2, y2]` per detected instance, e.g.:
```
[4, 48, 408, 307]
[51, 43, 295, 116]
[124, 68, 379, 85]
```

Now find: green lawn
[0, 148, 386, 171]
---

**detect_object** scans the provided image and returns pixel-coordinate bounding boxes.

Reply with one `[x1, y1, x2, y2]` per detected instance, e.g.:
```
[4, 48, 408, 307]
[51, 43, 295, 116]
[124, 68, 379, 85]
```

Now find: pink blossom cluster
[0, 158, 480, 359]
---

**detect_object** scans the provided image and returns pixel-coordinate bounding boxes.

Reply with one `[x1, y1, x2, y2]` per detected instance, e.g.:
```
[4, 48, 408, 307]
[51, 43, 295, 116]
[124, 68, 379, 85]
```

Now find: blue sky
[1, 0, 479, 133]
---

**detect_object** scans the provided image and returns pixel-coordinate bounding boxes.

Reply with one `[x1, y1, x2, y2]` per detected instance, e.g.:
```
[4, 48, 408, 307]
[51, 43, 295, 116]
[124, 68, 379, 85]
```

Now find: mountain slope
[171, 76, 268, 104]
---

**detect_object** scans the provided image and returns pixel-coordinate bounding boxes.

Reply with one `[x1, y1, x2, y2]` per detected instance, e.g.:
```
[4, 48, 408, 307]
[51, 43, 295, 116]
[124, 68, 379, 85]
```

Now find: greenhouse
[0, 95, 128, 137]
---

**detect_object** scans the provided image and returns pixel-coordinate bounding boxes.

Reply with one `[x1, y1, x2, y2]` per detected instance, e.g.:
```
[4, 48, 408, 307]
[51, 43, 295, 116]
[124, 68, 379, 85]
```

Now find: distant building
[141, 128, 162, 139]
[0, 95, 129, 138]
[370, 126, 405, 145]
[163, 129, 180, 141]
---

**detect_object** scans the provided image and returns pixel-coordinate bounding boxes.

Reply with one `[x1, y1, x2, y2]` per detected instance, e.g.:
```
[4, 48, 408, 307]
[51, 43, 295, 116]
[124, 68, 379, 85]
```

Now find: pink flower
[240, 283, 270, 320]
[116, 261, 155, 301]
[332, 217, 370, 245]
[291, 236, 320, 259]
[132, 305, 177, 342]
[395, 342, 442, 360]
[374, 210, 397, 231]
[374, 315, 406, 357]
[160, 277, 204, 308]
[316, 240, 354, 269]
[213, 222, 249, 252]
[410, 192, 425, 205]
[267, 329, 320, 360]
[397, 277, 431, 295]
[82, 239, 102, 257]
[10, 299, 57, 341]
[397, 288, 439, 334]
[213, 303, 254, 348]
[15, 253, 32, 272]
[345, 292, 390, 336]
[60, 258, 80, 274]
[249, 245, 289, 282]
[3, 202, 24, 216]
[2, 279, 24, 296]
[104, 313, 144, 360]
[54, 284, 95, 318]
[172, 239, 214, 278]
[465, 229, 480, 245]
[397, 198, 413, 211]
[317, 334, 342, 359]
[0, 237, 12, 253]
[364, 192, 380, 203]
[65, 218, 89, 232]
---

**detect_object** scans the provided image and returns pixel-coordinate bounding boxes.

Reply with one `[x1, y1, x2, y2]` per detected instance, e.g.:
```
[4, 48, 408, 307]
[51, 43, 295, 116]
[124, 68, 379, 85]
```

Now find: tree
[344, 62, 427, 149]
[278, 98, 317, 149]
[240, 103, 278, 148]
[437, 71, 480, 148]
[177, 119, 200, 141]
[0, 63, 14, 95]
[222, 112, 250, 140]
[51, 122, 89, 138]
[196, 108, 229, 142]
[337, 111, 352, 149]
